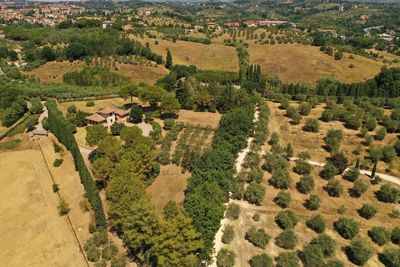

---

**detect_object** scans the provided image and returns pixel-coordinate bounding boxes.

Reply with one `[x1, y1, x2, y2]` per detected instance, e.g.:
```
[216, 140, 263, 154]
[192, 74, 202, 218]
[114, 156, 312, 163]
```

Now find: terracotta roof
[98, 108, 116, 115]
[114, 108, 129, 116]
[86, 114, 106, 123]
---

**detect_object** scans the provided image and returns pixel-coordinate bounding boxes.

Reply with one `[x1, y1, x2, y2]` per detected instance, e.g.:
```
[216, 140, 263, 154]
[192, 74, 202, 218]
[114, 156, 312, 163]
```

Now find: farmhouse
[85, 108, 129, 125]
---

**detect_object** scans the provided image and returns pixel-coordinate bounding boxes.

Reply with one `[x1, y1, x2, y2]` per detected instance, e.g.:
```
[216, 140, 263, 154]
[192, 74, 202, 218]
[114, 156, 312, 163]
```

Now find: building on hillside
[224, 22, 240, 27]
[85, 108, 129, 125]
[244, 20, 288, 27]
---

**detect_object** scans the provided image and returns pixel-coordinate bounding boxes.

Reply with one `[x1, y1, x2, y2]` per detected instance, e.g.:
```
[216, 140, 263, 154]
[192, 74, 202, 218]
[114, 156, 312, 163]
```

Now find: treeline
[4, 26, 163, 65]
[46, 100, 106, 228]
[0, 85, 27, 127]
[63, 67, 128, 87]
[276, 67, 400, 99]
[184, 103, 255, 260]
[178, 35, 211, 45]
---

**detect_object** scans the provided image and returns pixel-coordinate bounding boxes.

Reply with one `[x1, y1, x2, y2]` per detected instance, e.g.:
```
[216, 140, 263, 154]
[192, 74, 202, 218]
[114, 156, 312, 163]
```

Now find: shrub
[345, 239, 372, 266]
[217, 248, 235, 267]
[324, 179, 343, 197]
[245, 227, 270, 249]
[299, 102, 311, 116]
[52, 183, 59, 193]
[310, 234, 337, 257]
[378, 247, 400, 267]
[249, 253, 273, 267]
[163, 118, 175, 130]
[293, 159, 313, 175]
[368, 226, 391, 246]
[303, 118, 320, 132]
[357, 204, 378, 219]
[67, 104, 77, 114]
[53, 142, 64, 153]
[298, 150, 311, 160]
[375, 127, 387, 140]
[275, 252, 300, 267]
[334, 217, 359, 239]
[328, 153, 348, 174]
[320, 162, 338, 180]
[269, 132, 279, 145]
[304, 195, 321, 211]
[244, 182, 266, 205]
[57, 198, 70, 216]
[86, 100, 95, 107]
[364, 116, 377, 131]
[324, 129, 343, 153]
[53, 158, 64, 167]
[381, 146, 396, 163]
[274, 191, 291, 208]
[376, 184, 400, 203]
[306, 214, 326, 233]
[350, 180, 369, 198]
[275, 229, 297, 249]
[110, 122, 124, 136]
[275, 209, 298, 230]
[296, 175, 314, 194]
[391, 227, 400, 245]
[269, 169, 292, 189]
[226, 203, 241, 220]
[252, 213, 260, 221]
[301, 244, 324, 267]
[222, 225, 235, 244]
[129, 105, 143, 123]
[343, 167, 359, 182]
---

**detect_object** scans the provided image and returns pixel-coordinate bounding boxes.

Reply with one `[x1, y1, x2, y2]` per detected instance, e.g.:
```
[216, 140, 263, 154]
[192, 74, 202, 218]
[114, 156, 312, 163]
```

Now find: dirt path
[290, 157, 400, 186]
[210, 107, 260, 267]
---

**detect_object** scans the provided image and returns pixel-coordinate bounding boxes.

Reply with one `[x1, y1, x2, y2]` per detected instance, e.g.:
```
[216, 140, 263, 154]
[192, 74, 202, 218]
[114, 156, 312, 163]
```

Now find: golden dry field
[27, 61, 167, 85]
[0, 137, 91, 267]
[177, 109, 221, 128]
[130, 35, 239, 72]
[248, 44, 384, 84]
[26, 61, 84, 83]
[146, 164, 189, 214]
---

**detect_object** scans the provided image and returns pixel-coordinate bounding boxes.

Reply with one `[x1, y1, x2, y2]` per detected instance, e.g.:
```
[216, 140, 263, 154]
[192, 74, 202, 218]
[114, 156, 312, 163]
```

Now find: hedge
[46, 100, 106, 228]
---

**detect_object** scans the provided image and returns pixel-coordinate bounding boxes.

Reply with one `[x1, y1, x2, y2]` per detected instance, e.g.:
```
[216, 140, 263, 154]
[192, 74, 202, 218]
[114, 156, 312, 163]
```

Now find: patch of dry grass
[177, 109, 221, 128]
[249, 44, 384, 83]
[146, 164, 189, 214]
[26, 60, 84, 83]
[0, 147, 88, 267]
[130, 35, 239, 72]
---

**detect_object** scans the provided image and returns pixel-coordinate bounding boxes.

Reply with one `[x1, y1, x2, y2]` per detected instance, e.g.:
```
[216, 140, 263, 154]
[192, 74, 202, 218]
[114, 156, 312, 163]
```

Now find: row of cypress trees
[46, 100, 106, 228]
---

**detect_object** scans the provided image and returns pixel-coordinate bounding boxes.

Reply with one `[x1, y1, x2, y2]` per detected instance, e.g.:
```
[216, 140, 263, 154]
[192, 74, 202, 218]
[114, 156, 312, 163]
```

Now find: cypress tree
[371, 161, 378, 178]
[165, 50, 173, 69]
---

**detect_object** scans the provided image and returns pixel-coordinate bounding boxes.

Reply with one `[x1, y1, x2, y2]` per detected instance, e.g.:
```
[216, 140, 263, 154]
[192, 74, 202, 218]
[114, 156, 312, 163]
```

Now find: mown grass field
[130, 35, 239, 72]
[248, 44, 384, 84]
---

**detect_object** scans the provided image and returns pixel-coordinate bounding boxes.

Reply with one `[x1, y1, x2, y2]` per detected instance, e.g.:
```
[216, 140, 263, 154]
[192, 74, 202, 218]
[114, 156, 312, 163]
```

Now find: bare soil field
[146, 164, 189, 213]
[249, 44, 383, 84]
[0, 143, 89, 267]
[130, 35, 239, 72]
[177, 109, 221, 128]
[267, 101, 400, 177]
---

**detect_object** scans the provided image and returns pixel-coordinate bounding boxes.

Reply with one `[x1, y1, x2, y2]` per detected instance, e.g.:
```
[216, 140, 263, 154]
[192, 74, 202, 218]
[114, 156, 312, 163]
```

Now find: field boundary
[38, 143, 90, 267]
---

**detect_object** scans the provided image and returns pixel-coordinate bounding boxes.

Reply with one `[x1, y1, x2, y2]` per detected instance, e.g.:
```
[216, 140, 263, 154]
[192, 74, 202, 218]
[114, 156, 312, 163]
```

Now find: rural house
[85, 108, 129, 125]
